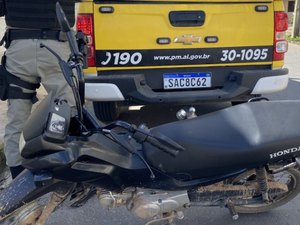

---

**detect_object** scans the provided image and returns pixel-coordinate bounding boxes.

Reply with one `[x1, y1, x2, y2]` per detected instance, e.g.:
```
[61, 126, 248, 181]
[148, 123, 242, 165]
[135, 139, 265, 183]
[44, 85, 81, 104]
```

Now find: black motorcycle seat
[144, 101, 300, 179]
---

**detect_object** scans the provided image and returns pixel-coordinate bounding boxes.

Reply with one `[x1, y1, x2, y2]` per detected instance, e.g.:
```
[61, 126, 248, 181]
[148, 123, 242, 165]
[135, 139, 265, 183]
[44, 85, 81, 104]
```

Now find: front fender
[0, 169, 73, 219]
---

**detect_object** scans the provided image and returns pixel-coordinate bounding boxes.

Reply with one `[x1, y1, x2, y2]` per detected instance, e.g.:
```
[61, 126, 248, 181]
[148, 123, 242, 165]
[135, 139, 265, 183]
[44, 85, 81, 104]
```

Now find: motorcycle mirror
[55, 2, 82, 59]
[55, 1, 85, 121]
[56, 2, 71, 33]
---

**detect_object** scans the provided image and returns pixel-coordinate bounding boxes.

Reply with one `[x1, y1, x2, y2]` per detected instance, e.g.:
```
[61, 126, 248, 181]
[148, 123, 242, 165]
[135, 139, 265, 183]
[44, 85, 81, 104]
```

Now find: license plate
[163, 72, 211, 90]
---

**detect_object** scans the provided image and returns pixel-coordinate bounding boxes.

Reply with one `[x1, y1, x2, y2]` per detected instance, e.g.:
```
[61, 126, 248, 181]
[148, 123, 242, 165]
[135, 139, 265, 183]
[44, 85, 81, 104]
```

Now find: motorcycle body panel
[22, 93, 53, 145]
[144, 101, 300, 178]
[21, 98, 300, 187]
[22, 133, 246, 190]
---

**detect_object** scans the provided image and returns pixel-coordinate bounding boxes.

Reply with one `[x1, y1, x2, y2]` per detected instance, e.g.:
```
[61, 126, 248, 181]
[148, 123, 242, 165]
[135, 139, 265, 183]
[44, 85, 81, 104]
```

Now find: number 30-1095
[220, 48, 268, 62]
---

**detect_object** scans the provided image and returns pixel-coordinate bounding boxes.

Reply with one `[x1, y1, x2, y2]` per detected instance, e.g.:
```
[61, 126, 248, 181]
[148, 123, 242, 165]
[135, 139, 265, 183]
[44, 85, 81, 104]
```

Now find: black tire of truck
[93, 101, 121, 122]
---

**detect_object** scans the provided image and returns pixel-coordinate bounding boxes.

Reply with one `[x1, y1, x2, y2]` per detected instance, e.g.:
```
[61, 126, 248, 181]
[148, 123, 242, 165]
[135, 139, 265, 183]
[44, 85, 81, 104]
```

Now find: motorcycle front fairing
[20, 93, 72, 159]
[20, 95, 142, 165]
[18, 94, 153, 184]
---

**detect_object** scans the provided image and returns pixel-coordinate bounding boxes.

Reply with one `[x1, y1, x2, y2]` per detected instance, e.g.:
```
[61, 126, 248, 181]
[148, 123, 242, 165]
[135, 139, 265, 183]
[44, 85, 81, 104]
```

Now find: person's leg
[4, 39, 38, 178]
[4, 99, 32, 178]
[36, 40, 75, 107]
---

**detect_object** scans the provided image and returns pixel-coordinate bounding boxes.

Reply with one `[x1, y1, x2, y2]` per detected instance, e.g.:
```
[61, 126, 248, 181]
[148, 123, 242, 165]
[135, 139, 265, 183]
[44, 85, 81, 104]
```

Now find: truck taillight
[76, 14, 95, 67]
[273, 12, 288, 61]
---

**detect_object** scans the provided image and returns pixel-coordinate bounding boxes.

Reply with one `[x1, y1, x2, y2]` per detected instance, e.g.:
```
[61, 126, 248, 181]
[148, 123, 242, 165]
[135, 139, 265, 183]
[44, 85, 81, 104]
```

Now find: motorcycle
[1, 3, 300, 225]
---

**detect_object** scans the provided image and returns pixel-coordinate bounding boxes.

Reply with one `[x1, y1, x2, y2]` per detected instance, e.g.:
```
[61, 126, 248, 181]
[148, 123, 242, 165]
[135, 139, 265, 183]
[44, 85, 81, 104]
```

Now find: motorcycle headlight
[43, 112, 68, 143]
[19, 132, 26, 153]
[43, 99, 71, 143]
[48, 113, 66, 134]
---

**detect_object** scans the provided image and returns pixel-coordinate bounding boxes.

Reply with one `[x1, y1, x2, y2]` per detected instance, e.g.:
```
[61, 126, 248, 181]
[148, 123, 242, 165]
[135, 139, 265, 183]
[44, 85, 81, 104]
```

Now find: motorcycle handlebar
[103, 121, 185, 157]
[145, 135, 180, 157]
[132, 127, 184, 157]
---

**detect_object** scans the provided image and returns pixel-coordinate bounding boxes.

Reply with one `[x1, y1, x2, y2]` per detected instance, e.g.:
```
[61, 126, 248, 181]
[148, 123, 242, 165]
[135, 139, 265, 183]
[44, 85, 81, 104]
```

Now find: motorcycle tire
[231, 167, 300, 214]
[93, 101, 121, 122]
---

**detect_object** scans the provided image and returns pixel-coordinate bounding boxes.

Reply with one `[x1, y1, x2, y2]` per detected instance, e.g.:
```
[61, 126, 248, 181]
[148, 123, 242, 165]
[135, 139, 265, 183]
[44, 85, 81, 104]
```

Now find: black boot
[9, 165, 25, 179]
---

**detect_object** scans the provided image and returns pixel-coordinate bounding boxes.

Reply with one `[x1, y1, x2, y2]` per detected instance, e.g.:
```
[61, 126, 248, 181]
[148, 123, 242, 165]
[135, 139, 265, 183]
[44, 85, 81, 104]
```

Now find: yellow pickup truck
[77, 0, 289, 121]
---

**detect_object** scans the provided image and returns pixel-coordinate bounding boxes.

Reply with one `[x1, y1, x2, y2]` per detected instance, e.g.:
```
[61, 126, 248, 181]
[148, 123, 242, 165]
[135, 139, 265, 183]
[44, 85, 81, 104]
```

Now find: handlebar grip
[151, 131, 185, 152]
[146, 136, 179, 157]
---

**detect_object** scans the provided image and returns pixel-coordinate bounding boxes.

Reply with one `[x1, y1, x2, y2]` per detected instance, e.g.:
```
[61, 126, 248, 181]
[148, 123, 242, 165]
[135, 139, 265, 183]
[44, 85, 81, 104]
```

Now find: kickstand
[225, 199, 239, 220]
[35, 191, 68, 225]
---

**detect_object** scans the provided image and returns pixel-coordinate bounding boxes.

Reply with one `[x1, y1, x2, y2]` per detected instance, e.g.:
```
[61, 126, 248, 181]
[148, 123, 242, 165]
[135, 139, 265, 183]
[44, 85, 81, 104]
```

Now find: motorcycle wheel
[1, 201, 44, 225]
[232, 167, 300, 214]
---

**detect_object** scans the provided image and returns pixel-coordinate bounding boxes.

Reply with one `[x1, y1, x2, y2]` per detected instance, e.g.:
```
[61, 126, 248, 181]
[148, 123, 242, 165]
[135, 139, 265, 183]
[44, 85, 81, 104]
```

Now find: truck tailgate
[93, 1, 274, 70]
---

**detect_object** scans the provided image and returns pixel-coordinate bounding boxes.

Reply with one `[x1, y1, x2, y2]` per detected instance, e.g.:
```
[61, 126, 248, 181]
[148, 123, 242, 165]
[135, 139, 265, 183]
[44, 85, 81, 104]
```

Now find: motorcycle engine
[97, 188, 190, 219]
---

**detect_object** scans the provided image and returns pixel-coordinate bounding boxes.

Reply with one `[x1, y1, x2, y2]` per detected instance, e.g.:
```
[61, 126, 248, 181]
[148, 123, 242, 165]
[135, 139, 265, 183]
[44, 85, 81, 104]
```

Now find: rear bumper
[85, 68, 289, 104]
